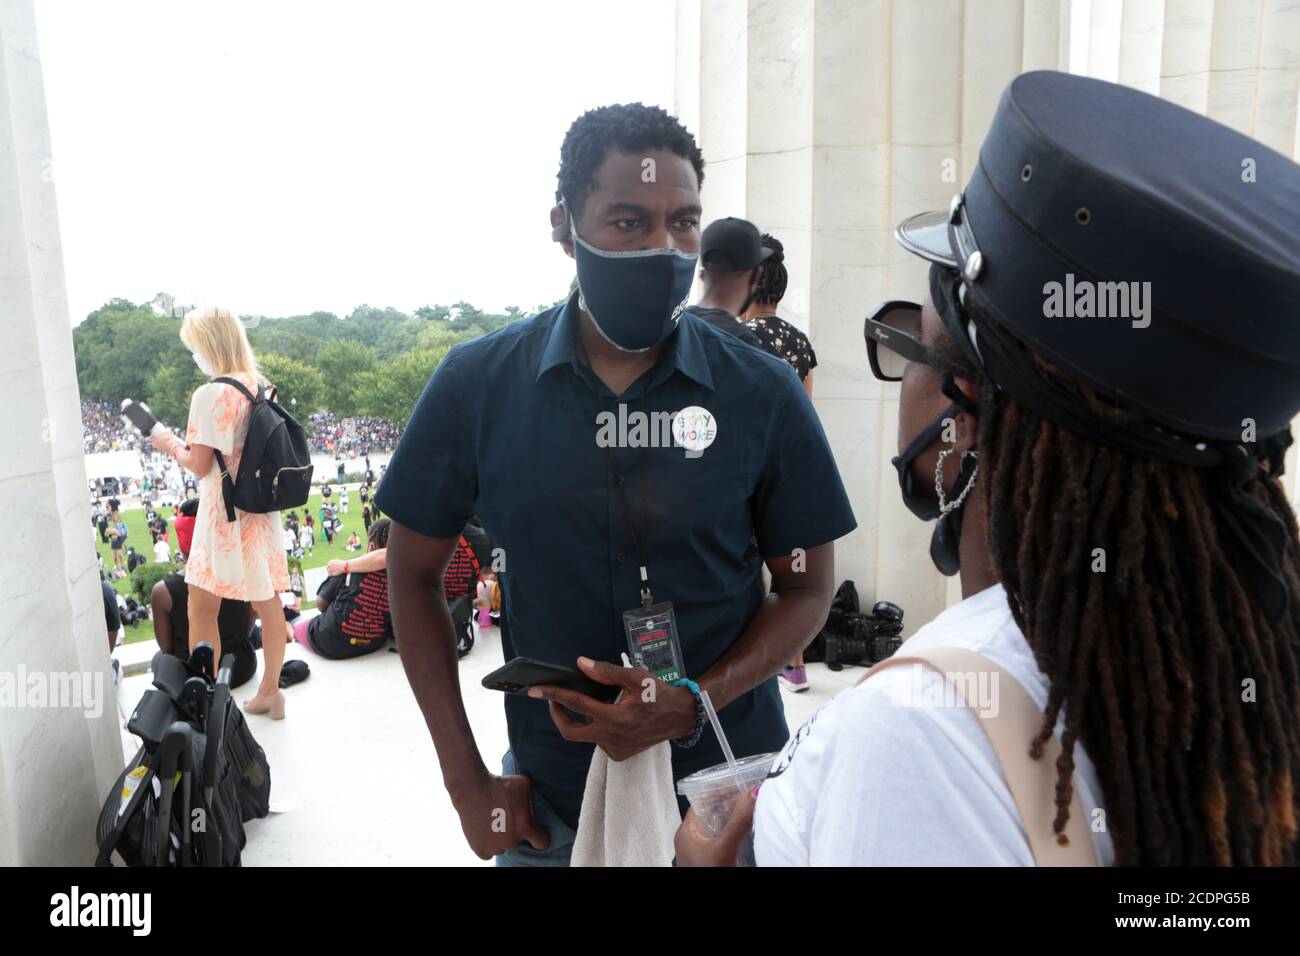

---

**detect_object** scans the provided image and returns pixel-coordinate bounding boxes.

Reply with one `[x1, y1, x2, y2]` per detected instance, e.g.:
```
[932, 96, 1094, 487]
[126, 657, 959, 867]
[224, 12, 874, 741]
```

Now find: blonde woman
[151, 305, 290, 719]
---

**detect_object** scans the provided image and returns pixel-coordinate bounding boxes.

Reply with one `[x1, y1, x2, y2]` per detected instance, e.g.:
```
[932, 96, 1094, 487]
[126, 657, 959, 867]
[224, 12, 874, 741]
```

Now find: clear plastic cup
[676, 752, 776, 836]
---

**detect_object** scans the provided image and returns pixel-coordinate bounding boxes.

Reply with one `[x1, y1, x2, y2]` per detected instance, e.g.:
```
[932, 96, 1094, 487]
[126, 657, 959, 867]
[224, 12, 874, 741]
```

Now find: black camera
[821, 601, 904, 671]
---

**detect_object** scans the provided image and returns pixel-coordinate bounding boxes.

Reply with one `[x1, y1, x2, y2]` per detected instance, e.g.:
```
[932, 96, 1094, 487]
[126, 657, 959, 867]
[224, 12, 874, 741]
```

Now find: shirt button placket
[609, 461, 623, 608]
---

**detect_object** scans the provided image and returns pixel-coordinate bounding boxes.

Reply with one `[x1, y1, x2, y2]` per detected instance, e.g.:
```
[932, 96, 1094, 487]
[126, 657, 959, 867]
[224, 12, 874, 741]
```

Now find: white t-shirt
[153, 539, 170, 562]
[753, 583, 1115, 866]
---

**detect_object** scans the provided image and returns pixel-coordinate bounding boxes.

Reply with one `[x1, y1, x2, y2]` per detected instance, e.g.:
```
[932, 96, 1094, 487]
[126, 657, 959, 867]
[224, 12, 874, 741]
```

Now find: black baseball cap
[700, 217, 775, 272]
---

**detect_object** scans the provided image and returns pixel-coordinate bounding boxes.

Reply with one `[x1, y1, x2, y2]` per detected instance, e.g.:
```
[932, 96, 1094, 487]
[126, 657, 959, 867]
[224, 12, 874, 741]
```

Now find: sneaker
[779, 665, 810, 693]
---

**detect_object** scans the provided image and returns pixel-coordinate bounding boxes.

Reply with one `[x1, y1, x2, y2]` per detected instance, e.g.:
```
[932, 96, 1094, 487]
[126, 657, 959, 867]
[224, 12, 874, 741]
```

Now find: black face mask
[891, 371, 979, 576]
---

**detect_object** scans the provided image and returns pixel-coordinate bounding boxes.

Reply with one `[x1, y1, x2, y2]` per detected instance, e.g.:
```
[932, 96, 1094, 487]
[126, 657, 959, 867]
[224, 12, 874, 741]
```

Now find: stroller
[95, 644, 271, 866]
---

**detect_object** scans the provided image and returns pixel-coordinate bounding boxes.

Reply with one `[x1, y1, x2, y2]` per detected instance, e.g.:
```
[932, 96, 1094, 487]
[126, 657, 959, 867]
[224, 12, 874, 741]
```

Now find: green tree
[415, 304, 452, 322]
[315, 339, 377, 416]
[453, 302, 482, 317]
[74, 302, 185, 402]
[249, 324, 324, 365]
[73, 295, 522, 416]
[414, 323, 470, 352]
[352, 345, 450, 428]
[257, 353, 325, 419]
[145, 355, 208, 427]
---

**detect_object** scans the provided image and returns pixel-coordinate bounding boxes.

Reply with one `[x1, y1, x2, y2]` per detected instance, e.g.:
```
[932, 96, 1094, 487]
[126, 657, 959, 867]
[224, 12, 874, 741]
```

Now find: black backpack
[211, 376, 314, 522]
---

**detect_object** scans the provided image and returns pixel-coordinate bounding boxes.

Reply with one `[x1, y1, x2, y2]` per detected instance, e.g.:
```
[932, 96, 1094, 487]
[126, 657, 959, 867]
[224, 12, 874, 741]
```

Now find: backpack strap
[858, 647, 1098, 866]
[209, 375, 260, 523]
[211, 374, 258, 403]
[211, 449, 237, 523]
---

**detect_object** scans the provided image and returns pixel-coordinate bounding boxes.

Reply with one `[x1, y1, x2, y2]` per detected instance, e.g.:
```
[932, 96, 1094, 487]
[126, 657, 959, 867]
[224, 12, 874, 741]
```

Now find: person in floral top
[151, 305, 291, 719]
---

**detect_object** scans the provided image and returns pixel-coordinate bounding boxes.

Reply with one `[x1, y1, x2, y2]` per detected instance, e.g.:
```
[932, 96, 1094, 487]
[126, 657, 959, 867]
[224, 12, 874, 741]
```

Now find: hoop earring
[935, 448, 979, 514]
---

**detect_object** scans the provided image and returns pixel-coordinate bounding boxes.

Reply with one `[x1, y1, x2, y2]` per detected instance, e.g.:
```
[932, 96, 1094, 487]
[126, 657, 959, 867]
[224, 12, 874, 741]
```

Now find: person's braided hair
[754, 233, 787, 306]
[556, 103, 704, 220]
[937, 320, 1300, 865]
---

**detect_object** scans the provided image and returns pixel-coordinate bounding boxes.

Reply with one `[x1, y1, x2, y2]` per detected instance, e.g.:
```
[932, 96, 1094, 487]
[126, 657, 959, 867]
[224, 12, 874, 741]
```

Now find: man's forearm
[698, 586, 830, 711]
[390, 582, 488, 792]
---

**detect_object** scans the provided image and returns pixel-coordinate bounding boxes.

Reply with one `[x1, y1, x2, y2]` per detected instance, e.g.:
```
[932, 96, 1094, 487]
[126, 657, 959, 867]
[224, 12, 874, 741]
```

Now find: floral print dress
[743, 314, 818, 382]
[183, 371, 290, 603]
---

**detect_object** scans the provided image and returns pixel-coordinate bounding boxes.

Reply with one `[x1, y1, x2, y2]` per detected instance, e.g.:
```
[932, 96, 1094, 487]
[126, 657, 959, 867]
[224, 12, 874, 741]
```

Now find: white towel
[570, 741, 680, 867]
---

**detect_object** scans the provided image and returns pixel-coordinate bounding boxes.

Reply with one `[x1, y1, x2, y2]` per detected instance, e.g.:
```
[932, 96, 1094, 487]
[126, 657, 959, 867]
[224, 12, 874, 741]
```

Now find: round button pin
[673, 406, 717, 453]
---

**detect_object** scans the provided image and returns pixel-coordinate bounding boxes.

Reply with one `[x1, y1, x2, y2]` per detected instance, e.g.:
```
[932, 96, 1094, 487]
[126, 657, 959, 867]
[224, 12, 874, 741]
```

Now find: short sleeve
[802, 334, 818, 374]
[805, 673, 1033, 866]
[751, 375, 856, 558]
[373, 347, 478, 539]
[185, 383, 235, 455]
[316, 573, 342, 602]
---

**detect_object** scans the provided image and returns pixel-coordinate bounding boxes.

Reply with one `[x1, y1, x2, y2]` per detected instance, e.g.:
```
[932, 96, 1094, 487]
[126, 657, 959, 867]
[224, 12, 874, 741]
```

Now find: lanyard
[606, 396, 653, 608]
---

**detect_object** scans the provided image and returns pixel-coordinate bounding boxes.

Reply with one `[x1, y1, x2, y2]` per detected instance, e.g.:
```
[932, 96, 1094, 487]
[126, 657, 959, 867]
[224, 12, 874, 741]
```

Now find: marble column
[0, 0, 123, 865]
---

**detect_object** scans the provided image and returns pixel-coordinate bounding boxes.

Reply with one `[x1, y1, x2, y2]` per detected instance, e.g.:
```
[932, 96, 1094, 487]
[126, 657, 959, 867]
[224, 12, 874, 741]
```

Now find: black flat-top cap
[700, 216, 775, 272]
[897, 70, 1300, 441]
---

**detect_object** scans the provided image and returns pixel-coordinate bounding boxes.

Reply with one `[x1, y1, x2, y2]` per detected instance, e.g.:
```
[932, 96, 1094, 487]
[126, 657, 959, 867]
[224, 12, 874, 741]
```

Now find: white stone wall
[0, 0, 123, 865]
[675, 0, 1300, 632]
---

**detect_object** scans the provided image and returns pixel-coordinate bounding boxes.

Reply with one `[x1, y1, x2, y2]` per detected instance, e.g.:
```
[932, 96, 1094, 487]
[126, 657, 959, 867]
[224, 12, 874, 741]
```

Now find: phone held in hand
[120, 399, 159, 436]
[482, 657, 621, 704]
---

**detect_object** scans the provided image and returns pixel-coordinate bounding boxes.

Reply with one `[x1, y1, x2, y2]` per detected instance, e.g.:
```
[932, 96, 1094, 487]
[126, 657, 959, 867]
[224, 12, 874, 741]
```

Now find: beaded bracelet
[669, 677, 707, 749]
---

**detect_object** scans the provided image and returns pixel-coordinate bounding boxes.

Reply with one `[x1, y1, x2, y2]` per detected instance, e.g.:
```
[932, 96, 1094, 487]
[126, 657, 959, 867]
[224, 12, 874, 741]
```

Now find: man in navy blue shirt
[376, 103, 856, 866]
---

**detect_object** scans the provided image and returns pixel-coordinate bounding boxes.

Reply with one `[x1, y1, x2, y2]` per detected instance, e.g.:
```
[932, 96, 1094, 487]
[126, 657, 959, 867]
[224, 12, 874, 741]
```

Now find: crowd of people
[81, 398, 147, 454]
[96, 511, 172, 585]
[84, 399, 401, 464]
[89, 451, 191, 529]
[306, 411, 401, 456]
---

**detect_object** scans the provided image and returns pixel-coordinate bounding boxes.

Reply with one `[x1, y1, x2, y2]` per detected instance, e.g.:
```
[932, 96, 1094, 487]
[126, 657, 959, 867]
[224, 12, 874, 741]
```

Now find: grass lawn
[96, 488, 382, 645]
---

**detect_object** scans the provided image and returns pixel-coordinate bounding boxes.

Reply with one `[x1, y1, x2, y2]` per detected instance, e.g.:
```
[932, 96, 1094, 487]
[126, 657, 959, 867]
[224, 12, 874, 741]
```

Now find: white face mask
[192, 351, 214, 376]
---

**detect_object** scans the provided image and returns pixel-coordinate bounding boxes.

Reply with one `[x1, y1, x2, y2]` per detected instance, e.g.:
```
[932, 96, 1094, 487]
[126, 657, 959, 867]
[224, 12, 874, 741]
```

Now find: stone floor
[115, 621, 861, 866]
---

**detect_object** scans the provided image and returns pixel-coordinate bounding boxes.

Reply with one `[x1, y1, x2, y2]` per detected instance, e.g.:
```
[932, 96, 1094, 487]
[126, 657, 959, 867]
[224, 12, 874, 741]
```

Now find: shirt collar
[535, 291, 583, 382]
[662, 309, 714, 391]
[536, 291, 714, 392]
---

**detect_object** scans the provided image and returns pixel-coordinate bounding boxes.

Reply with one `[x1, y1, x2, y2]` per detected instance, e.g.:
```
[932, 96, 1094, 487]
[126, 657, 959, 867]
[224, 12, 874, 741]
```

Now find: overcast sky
[35, 0, 677, 324]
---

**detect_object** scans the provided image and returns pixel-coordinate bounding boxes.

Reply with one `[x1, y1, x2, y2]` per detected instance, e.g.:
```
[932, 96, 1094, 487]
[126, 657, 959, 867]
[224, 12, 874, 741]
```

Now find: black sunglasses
[863, 300, 936, 382]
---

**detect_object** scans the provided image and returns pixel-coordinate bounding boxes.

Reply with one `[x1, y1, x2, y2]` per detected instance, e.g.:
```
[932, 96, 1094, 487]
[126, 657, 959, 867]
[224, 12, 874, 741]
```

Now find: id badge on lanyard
[623, 601, 685, 683]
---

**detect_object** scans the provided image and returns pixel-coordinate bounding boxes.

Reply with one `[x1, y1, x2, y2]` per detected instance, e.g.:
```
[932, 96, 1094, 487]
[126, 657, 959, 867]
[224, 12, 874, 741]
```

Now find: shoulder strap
[859, 647, 1098, 866]
[211, 375, 257, 404]
[209, 376, 254, 523]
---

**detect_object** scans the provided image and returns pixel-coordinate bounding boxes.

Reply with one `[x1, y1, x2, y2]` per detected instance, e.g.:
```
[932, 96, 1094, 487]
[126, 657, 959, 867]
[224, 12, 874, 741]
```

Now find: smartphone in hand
[120, 399, 159, 435]
[482, 657, 621, 704]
